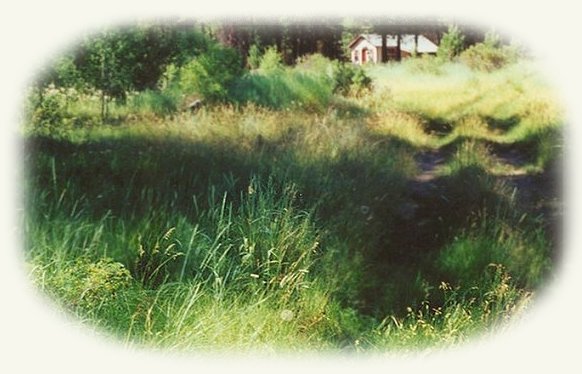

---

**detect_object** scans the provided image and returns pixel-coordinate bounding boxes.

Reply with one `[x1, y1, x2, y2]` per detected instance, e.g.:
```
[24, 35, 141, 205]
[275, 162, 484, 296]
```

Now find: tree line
[34, 18, 488, 119]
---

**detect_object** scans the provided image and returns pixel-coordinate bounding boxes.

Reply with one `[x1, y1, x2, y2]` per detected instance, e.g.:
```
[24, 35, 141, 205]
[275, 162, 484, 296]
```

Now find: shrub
[179, 44, 243, 103]
[295, 53, 334, 76]
[158, 63, 180, 91]
[247, 43, 262, 70]
[25, 84, 80, 137]
[437, 25, 466, 62]
[460, 34, 520, 71]
[332, 62, 372, 97]
[40, 257, 133, 310]
[231, 73, 292, 109]
[351, 67, 373, 96]
[29, 88, 65, 129]
[331, 62, 355, 96]
[259, 46, 284, 73]
[404, 54, 444, 75]
[52, 56, 84, 89]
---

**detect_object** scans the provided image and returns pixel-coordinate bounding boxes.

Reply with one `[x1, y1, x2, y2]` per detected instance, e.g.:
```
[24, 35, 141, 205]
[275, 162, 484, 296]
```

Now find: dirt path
[413, 149, 448, 182]
[407, 147, 562, 250]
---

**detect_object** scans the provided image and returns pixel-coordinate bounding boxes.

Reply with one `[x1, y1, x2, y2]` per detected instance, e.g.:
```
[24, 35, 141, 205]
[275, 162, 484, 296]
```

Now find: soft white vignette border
[0, 1, 580, 373]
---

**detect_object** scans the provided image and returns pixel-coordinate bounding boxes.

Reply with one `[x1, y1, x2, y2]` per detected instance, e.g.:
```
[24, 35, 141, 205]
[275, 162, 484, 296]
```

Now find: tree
[437, 25, 466, 61]
[179, 44, 243, 103]
[75, 30, 130, 121]
[71, 23, 209, 121]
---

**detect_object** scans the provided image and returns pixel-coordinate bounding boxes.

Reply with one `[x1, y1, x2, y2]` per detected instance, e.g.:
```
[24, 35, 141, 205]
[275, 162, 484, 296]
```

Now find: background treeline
[28, 18, 520, 131]
[32, 19, 494, 107]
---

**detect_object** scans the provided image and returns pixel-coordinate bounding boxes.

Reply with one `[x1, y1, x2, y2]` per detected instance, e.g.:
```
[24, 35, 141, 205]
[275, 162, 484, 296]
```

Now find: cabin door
[361, 49, 367, 63]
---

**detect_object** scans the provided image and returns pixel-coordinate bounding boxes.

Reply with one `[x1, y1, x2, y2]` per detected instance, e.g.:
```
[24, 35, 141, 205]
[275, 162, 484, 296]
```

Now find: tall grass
[231, 67, 334, 112]
[22, 57, 561, 352]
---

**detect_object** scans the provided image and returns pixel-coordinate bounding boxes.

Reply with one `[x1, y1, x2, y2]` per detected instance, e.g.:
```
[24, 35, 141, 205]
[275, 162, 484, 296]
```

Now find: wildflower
[360, 205, 370, 215]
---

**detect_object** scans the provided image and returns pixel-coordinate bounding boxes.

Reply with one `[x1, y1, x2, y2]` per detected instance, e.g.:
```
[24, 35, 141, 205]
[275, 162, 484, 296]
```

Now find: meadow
[22, 53, 563, 352]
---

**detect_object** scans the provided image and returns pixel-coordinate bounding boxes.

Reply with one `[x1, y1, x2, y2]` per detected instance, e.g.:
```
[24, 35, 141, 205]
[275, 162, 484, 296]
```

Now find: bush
[247, 43, 262, 70]
[332, 62, 372, 97]
[52, 56, 84, 89]
[295, 53, 334, 76]
[460, 34, 520, 71]
[404, 54, 444, 75]
[41, 257, 133, 310]
[351, 68, 373, 96]
[25, 84, 80, 136]
[29, 88, 65, 129]
[258, 46, 284, 73]
[179, 44, 243, 103]
[331, 63, 355, 96]
[437, 25, 466, 62]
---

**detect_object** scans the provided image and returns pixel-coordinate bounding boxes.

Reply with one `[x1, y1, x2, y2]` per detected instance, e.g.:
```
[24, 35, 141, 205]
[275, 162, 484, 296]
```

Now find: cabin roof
[348, 34, 438, 53]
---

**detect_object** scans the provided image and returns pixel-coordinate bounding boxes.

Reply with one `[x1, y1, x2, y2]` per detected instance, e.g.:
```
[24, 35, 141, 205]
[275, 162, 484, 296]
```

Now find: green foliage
[351, 67, 373, 95]
[28, 88, 65, 130]
[403, 54, 444, 75]
[437, 215, 550, 288]
[232, 55, 335, 111]
[331, 62, 372, 96]
[25, 85, 84, 137]
[179, 44, 243, 103]
[295, 53, 334, 75]
[331, 63, 355, 95]
[437, 25, 466, 61]
[129, 89, 180, 116]
[37, 256, 132, 311]
[460, 34, 520, 72]
[243, 56, 331, 109]
[258, 46, 284, 73]
[483, 31, 502, 48]
[77, 30, 133, 101]
[247, 43, 262, 70]
[52, 56, 84, 88]
[28, 24, 209, 122]
[74, 24, 209, 95]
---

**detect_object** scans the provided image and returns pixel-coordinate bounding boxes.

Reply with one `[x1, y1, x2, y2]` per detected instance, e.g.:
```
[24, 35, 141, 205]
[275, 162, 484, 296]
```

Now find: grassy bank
[23, 58, 562, 352]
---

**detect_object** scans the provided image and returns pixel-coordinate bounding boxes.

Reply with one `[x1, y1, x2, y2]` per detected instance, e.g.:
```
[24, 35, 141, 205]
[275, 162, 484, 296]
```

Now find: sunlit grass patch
[368, 109, 439, 148]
